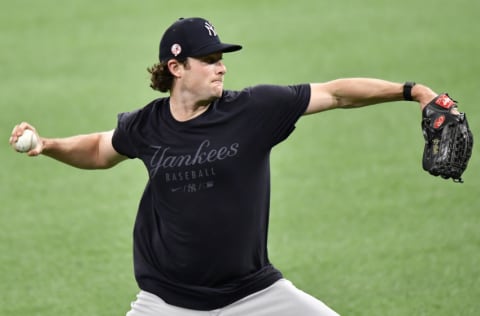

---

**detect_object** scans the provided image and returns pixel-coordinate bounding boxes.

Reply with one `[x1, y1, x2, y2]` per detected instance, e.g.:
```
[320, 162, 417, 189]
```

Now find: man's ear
[167, 59, 184, 78]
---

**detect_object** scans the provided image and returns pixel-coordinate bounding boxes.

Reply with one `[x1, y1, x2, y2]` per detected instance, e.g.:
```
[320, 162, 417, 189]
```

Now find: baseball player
[10, 17, 442, 315]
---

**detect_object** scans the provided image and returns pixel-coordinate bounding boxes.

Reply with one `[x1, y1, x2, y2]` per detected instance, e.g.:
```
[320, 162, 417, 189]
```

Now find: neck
[169, 98, 211, 122]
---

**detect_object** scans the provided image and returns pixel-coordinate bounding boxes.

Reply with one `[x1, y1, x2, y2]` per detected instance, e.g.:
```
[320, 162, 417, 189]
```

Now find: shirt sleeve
[246, 84, 310, 146]
[112, 110, 141, 159]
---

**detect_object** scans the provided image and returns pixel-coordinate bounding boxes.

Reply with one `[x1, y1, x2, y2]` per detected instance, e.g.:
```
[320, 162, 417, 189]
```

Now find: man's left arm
[305, 78, 437, 114]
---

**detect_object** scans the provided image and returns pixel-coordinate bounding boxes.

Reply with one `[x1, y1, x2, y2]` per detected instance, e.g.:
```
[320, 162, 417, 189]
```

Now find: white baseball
[15, 129, 38, 153]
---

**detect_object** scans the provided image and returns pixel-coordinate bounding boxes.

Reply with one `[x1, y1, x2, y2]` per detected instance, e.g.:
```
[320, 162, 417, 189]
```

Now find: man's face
[181, 52, 226, 101]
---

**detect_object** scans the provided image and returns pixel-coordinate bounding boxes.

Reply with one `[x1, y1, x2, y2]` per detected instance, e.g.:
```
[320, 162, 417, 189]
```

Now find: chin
[213, 87, 224, 98]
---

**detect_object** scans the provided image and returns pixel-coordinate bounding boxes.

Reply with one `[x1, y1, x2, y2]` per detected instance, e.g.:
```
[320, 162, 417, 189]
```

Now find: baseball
[15, 129, 38, 153]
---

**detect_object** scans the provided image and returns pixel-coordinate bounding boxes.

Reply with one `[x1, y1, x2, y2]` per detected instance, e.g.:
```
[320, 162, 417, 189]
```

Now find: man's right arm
[10, 122, 127, 169]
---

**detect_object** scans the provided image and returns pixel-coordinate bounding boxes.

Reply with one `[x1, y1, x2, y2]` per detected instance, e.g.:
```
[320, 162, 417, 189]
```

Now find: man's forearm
[306, 78, 438, 114]
[41, 133, 107, 169]
[328, 78, 436, 108]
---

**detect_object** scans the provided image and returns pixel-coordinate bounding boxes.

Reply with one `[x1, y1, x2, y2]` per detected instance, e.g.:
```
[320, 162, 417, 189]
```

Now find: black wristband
[403, 82, 416, 101]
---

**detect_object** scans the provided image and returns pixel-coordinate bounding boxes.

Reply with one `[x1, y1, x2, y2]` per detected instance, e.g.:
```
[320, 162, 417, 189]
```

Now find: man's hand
[9, 122, 43, 156]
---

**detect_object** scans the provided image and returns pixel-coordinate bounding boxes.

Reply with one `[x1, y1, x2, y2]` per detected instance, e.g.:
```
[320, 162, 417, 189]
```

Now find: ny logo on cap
[204, 22, 217, 37]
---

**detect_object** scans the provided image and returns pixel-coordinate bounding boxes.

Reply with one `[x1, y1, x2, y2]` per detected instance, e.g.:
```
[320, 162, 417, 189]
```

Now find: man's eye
[202, 56, 221, 64]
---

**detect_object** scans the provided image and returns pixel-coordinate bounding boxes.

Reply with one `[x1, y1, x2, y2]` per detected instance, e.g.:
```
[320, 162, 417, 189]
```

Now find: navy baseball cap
[159, 17, 242, 63]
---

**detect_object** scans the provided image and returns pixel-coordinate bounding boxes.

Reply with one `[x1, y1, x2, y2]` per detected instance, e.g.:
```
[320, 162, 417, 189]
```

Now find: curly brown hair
[147, 59, 188, 93]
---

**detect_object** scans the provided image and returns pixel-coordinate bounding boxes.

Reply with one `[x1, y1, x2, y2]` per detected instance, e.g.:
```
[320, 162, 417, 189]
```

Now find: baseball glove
[421, 93, 473, 183]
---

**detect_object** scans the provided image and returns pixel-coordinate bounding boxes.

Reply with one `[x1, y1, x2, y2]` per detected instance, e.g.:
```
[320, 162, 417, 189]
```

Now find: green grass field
[1, 0, 479, 315]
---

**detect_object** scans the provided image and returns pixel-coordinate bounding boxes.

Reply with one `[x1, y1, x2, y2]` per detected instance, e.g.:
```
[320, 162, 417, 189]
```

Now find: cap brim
[191, 43, 242, 58]
[219, 43, 242, 53]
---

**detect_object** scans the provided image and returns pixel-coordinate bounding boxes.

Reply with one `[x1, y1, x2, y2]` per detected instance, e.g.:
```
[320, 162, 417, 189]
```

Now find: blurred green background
[1, 0, 479, 315]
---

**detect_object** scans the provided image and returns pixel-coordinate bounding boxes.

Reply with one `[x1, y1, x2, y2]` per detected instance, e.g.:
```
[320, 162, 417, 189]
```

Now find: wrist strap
[403, 81, 416, 101]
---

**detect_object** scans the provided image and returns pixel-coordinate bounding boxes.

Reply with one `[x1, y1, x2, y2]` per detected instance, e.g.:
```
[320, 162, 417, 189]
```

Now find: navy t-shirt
[112, 84, 311, 310]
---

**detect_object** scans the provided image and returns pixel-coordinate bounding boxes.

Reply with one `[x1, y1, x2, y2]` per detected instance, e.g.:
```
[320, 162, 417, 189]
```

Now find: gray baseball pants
[126, 279, 340, 316]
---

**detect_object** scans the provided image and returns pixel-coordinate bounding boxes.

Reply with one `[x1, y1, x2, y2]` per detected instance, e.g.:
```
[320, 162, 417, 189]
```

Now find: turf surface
[1, 0, 479, 315]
